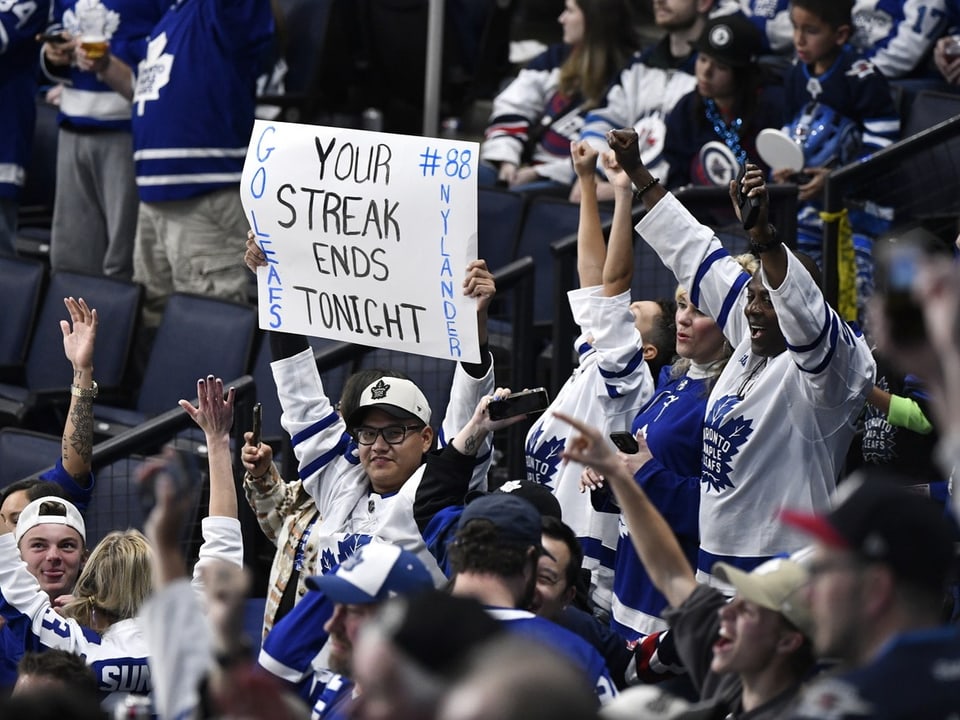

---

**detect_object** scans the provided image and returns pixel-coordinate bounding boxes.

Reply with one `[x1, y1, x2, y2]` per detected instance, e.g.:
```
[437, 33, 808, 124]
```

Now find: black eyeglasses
[352, 424, 424, 445]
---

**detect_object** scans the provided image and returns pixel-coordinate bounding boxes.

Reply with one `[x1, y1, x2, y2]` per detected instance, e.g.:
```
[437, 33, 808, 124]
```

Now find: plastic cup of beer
[81, 34, 108, 59]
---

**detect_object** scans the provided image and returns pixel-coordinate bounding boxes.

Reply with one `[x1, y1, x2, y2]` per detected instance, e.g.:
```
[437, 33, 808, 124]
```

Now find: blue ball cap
[458, 493, 554, 559]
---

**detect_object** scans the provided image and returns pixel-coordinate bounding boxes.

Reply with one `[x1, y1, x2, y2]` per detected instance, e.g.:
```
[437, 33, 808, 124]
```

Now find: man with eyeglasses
[782, 472, 960, 719]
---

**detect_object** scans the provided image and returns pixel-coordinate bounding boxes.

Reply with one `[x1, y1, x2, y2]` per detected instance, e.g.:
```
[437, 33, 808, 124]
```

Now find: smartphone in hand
[251, 402, 262, 446]
[37, 33, 69, 44]
[487, 388, 550, 421]
[609, 431, 639, 454]
[736, 163, 761, 231]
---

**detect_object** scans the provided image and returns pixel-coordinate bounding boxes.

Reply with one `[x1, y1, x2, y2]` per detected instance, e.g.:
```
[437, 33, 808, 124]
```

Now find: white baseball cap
[306, 542, 434, 604]
[15, 496, 86, 545]
[346, 377, 432, 428]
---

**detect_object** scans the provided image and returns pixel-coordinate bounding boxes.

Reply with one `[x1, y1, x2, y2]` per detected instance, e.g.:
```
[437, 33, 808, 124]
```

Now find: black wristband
[749, 224, 781, 255]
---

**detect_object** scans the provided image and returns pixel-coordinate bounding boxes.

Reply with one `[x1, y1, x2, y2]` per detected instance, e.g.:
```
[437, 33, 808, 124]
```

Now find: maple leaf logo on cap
[370, 380, 390, 400]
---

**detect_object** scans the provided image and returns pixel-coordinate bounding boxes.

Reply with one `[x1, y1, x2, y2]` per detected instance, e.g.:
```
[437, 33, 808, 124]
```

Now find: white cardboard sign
[241, 120, 480, 363]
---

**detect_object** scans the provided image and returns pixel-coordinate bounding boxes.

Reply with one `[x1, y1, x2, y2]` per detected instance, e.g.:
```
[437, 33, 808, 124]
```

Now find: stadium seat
[0, 255, 46, 380]
[0, 271, 142, 426]
[0, 428, 61, 489]
[94, 293, 257, 434]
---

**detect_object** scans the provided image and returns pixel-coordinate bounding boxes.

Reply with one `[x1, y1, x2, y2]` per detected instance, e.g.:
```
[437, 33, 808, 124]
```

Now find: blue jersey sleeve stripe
[794, 316, 840, 375]
[291, 410, 340, 446]
[690, 248, 730, 308]
[784, 301, 831, 353]
[697, 547, 773, 574]
[598, 347, 646, 379]
[716, 271, 751, 330]
[299, 434, 351, 480]
[605, 383, 623, 399]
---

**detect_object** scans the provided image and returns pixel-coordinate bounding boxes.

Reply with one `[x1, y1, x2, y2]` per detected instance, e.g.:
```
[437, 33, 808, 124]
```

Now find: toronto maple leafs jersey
[129, 0, 273, 202]
[271, 347, 494, 584]
[0, 0, 49, 201]
[0, 533, 151, 713]
[525, 287, 655, 613]
[784, 47, 900, 161]
[47, 0, 166, 131]
[580, 58, 696, 184]
[610, 367, 711, 640]
[636, 194, 875, 584]
[481, 44, 596, 185]
[486, 607, 617, 705]
[788, 626, 960, 720]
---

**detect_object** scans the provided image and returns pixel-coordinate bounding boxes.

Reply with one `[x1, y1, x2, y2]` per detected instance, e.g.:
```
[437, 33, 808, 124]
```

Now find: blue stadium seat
[478, 187, 526, 273]
[95, 293, 257, 434]
[515, 196, 613, 326]
[0, 256, 46, 378]
[0, 271, 141, 425]
[0, 428, 61, 489]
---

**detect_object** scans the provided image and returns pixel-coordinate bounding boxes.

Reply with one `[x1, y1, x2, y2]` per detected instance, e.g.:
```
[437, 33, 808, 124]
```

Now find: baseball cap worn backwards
[781, 474, 956, 595]
[690, 11, 762, 68]
[346, 377, 432, 429]
[458, 493, 555, 559]
[306, 542, 434, 604]
[712, 557, 813, 637]
[15, 496, 86, 545]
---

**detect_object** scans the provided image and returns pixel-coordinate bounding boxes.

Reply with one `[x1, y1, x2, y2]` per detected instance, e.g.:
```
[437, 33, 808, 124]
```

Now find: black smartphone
[736, 163, 761, 231]
[37, 33, 69, 44]
[488, 388, 550, 421]
[609, 431, 639, 454]
[251, 402, 262, 446]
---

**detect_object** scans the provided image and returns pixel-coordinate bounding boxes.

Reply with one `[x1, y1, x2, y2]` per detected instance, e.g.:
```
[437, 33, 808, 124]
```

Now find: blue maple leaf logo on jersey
[319, 534, 373, 574]
[524, 427, 565, 489]
[320, 548, 337, 574]
[701, 394, 753, 493]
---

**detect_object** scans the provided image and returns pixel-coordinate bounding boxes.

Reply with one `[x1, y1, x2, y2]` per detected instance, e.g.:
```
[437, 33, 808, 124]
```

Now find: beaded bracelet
[634, 176, 660, 200]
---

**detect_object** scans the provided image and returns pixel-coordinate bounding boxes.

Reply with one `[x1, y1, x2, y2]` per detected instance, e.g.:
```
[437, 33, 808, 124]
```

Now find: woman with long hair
[478, 0, 639, 194]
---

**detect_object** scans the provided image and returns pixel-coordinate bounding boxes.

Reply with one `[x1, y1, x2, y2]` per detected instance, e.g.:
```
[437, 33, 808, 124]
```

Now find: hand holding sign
[241, 121, 481, 363]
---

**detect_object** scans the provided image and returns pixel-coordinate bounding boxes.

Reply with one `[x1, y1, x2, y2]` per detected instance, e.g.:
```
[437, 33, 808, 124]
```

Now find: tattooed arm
[60, 298, 97, 486]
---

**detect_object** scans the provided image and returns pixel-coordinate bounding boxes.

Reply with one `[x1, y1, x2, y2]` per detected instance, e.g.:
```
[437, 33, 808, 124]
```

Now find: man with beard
[260, 541, 434, 719]
[448, 494, 617, 705]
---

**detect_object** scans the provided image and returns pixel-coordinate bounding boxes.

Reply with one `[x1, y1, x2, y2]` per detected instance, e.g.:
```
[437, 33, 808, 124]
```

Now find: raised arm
[728, 163, 786, 289]
[60, 298, 96, 487]
[179, 376, 238, 520]
[600, 151, 635, 298]
[555, 412, 698, 610]
[572, 140, 605, 288]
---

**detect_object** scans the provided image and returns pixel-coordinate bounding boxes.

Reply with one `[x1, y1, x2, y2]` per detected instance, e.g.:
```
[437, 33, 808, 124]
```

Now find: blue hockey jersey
[129, 0, 274, 202]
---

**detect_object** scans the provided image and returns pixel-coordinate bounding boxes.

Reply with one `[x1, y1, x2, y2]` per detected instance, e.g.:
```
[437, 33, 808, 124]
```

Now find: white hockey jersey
[525, 287, 655, 612]
[636, 194, 875, 585]
[272, 348, 494, 583]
